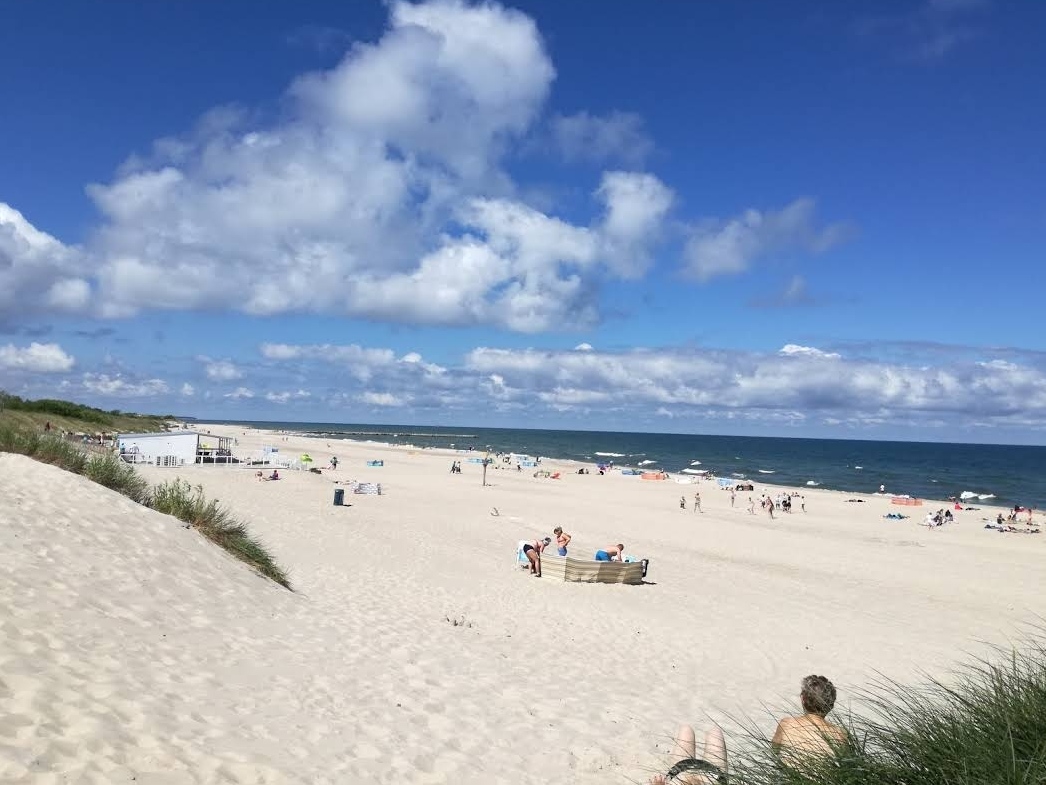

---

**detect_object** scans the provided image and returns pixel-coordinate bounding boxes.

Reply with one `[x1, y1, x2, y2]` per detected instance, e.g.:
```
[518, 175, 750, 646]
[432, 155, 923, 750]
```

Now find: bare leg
[651, 725, 727, 785]
[701, 726, 726, 774]
[674, 724, 698, 758]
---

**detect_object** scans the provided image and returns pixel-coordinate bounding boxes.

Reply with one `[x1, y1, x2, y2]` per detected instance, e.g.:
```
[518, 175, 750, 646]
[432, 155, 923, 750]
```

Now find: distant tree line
[0, 392, 163, 425]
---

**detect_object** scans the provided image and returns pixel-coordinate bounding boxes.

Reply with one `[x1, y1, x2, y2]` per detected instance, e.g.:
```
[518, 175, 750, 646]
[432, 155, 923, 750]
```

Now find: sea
[208, 420, 1046, 509]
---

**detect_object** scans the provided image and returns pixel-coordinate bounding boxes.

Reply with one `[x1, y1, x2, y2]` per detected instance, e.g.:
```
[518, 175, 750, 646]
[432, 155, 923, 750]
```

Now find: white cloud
[550, 111, 652, 165]
[0, 205, 87, 323]
[224, 387, 255, 399]
[574, 343, 594, 351]
[265, 389, 311, 404]
[0, 342, 76, 373]
[683, 198, 853, 281]
[201, 358, 243, 381]
[462, 344, 1046, 424]
[359, 391, 408, 407]
[597, 171, 674, 278]
[82, 373, 169, 397]
[778, 344, 841, 359]
[0, 1, 681, 333]
[181, 383, 195, 396]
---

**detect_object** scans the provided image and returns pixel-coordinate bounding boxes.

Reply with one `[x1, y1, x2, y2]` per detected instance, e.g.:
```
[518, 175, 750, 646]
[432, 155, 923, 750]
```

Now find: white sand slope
[3, 432, 1045, 784]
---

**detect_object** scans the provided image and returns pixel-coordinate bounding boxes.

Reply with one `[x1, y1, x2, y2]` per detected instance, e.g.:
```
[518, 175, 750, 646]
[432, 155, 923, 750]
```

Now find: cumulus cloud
[778, 344, 841, 359]
[0, 1, 686, 333]
[550, 111, 653, 165]
[200, 358, 243, 381]
[224, 387, 255, 399]
[463, 344, 1046, 425]
[82, 373, 169, 397]
[359, 391, 408, 407]
[0, 205, 89, 324]
[683, 198, 853, 282]
[0, 342, 76, 373]
[181, 383, 195, 396]
[265, 389, 311, 403]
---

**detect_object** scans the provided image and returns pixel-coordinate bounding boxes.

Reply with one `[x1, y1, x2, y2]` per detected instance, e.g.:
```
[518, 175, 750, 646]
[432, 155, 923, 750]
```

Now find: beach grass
[725, 639, 1046, 785]
[83, 452, 153, 505]
[0, 422, 290, 590]
[0, 423, 89, 473]
[150, 479, 291, 588]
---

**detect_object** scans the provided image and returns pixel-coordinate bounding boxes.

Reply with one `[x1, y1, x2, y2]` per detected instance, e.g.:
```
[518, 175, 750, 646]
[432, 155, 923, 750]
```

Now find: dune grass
[723, 639, 1046, 785]
[151, 479, 290, 588]
[0, 422, 290, 590]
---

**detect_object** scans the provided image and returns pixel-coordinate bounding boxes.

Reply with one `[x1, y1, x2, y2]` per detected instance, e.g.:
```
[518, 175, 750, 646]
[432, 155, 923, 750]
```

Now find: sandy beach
[3, 423, 1044, 784]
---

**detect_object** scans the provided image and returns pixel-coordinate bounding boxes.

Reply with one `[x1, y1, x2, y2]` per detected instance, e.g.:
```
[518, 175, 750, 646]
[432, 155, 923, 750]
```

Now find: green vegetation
[0, 391, 169, 434]
[83, 451, 153, 505]
[151, 479, 290, 588]
[0, 422, 290, 590]
[726, 640, 1046, 785]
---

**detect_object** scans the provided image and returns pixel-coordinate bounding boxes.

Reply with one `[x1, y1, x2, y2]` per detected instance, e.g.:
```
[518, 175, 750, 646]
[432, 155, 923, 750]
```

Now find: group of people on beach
[649, 674, 847, 783]
[519, 527, 628, 577]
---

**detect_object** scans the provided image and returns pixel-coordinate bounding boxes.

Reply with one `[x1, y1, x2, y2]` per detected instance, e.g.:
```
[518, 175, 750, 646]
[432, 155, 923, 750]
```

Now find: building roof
[118, 431, 201, 439]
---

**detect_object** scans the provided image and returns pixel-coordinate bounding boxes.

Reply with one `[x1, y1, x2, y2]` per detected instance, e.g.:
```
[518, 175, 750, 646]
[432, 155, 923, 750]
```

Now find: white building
[117, 431, 200, 467]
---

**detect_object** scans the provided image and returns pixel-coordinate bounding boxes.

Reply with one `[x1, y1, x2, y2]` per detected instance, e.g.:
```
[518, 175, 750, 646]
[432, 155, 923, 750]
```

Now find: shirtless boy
[594, 543, 625, 562]
[772, 675, 848, 762]
[553, 526, 571, 556]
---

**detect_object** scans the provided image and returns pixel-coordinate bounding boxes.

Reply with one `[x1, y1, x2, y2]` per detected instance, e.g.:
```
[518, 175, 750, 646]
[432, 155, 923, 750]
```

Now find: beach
[2, 423, 1044, 784]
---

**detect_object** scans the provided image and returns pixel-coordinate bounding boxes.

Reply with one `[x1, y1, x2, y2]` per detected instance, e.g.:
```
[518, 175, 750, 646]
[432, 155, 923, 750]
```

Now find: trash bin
[333, 488, 345, 506]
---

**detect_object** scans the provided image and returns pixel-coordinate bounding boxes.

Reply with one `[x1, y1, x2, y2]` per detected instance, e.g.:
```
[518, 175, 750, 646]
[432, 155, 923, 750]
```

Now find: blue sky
[2, 0, 1045, 442]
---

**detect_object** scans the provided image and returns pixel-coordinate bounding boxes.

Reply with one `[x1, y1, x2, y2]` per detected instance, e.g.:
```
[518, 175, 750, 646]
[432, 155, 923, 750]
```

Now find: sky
[1, 0, 1045, 442]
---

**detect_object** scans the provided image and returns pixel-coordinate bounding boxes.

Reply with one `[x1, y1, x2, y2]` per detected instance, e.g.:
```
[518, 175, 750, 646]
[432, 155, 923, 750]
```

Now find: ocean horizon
[202, 419, 1046, 509]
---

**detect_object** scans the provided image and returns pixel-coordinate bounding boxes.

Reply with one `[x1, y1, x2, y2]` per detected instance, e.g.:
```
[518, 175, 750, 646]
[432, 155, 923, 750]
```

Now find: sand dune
[2, 428, 1044, 783]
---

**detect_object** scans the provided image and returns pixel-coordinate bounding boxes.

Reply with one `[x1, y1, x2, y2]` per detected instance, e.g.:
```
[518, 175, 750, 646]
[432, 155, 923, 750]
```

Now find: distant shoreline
[197, 421, 1028, 512]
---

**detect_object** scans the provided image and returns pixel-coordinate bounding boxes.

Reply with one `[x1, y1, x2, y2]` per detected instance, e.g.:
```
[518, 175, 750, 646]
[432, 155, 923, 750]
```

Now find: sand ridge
[1, 425, 1043, 783]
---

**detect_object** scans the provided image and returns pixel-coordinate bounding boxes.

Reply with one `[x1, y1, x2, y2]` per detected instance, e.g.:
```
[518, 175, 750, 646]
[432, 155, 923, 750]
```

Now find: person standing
[680, 496, 686, 510]
[693, 491, 702, 513]
[747, 497, 755, 515]
[730, 488, 736, 508]
[553, 526, 571, 556]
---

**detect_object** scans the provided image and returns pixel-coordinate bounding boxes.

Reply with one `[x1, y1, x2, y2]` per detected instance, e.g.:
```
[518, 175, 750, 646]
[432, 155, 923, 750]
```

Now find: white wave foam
[806, 480, 820, 486]
[854, 466, 863, 470]
[638, 460, 656, 466]
[594, 452, 625, 457]
[690, 460, 702, 466]
[978, 493, 996, 500]
[758, 469, 775, 474]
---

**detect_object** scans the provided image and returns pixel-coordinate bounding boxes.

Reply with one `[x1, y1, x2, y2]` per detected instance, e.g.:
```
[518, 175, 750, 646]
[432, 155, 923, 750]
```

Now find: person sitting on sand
[520, 537, 550, 577]
[553, 526, 571, 556]
[269, 469, 280, 481]
[649, 725, 727, 784]
[771, 674, 848, 763]
[595, 543, 625, 562]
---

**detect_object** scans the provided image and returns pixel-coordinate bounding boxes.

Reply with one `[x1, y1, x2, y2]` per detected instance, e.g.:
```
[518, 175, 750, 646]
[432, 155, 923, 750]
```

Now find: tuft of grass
[0, 424, 88, 473]
[726, 639, 1046, 785]
[2, 421, 289, 590]
[150, 479, 290, 588]
[84, 452, 152, 505]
